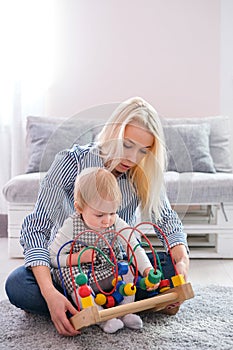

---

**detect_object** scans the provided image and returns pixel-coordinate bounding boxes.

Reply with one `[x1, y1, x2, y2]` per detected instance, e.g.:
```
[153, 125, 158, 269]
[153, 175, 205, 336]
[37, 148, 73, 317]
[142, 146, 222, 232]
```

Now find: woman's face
[114, 122, 154, 173]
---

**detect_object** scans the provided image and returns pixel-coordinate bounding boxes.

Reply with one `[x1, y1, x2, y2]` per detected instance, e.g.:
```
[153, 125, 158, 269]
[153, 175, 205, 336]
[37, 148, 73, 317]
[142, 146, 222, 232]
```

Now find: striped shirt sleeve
[152, 194, 189, 253]
[20, 148, 79, 267]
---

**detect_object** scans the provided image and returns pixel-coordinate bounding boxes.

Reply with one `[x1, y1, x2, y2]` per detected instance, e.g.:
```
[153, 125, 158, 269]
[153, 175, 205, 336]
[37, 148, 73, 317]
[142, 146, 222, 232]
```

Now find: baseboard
[0, 214, 8, 237]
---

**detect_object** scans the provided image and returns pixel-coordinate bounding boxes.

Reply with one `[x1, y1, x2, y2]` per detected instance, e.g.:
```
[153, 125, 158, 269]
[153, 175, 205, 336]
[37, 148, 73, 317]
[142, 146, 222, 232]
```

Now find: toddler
[49, 167, 157, 333]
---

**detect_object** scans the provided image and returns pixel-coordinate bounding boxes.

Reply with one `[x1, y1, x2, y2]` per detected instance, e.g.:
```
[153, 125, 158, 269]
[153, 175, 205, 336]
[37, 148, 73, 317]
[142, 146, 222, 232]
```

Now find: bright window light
[0, 0, 57, 125]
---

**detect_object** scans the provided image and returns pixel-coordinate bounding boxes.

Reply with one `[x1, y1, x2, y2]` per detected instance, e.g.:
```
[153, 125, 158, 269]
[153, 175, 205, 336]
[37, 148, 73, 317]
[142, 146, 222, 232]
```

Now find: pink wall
[47, 0, 220, 118]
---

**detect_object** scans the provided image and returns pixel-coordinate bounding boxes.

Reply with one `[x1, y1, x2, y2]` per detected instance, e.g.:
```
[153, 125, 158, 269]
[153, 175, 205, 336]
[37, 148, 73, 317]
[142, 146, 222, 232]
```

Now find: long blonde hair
[96, 97, 167, 219]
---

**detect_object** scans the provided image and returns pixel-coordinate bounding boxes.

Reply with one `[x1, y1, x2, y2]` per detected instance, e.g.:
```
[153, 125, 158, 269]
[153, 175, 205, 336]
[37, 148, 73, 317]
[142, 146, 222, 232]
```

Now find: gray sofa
[3, 111, 233, 258]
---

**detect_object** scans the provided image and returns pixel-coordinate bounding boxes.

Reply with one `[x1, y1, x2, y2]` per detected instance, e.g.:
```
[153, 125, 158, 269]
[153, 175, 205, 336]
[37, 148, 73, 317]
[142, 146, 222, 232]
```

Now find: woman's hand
[170, 244, 189, 281]
[32, 265, 80, 336]
[45, 286, 80, 336]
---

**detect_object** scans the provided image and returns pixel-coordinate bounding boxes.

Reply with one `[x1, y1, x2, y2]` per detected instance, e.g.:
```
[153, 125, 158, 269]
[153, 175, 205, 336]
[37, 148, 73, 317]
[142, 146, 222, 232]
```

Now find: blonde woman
[6, 97, 189, 336]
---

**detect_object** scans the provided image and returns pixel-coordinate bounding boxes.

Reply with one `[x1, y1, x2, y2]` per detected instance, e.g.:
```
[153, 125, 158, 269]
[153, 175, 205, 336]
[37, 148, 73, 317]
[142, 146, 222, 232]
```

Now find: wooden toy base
[70, 283, 194, 330]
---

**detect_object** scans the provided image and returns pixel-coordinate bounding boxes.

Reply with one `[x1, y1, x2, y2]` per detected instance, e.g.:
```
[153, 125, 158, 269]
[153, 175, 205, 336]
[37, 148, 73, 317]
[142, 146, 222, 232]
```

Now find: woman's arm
[152, 195, 190, 280]
[170, 244, 189, 281]
[20, 149, 78, 268]
[152, 195, 189, 253]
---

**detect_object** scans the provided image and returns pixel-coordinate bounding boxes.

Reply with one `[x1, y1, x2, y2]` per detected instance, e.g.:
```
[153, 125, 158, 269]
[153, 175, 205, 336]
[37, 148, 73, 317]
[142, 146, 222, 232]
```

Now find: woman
[5, 96, 189, 336]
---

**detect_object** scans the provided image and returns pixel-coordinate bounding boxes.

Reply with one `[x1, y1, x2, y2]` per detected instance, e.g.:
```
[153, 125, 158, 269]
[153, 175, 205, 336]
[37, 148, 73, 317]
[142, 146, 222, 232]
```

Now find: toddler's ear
[74, 201, 82, 214]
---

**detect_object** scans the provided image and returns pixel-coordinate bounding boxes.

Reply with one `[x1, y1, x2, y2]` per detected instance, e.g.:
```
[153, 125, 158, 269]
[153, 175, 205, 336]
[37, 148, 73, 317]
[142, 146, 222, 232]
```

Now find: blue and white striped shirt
[20, 143, 188, 268]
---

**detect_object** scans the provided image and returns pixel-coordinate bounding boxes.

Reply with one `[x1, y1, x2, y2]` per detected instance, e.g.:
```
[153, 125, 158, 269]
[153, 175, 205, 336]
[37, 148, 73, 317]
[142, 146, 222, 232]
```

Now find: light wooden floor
[1, 237, 233, 301]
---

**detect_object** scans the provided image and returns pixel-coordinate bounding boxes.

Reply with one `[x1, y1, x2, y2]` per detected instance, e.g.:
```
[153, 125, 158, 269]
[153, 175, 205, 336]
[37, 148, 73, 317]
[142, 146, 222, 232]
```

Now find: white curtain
[0, 0, 57, 213]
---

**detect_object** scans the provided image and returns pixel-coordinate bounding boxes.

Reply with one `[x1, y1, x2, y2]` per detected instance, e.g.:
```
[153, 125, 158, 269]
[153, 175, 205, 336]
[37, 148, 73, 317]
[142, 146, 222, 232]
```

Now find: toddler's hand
[143, 267, 160, 291]
[79, 248, 96, 264]
[67, 249, 96, 265]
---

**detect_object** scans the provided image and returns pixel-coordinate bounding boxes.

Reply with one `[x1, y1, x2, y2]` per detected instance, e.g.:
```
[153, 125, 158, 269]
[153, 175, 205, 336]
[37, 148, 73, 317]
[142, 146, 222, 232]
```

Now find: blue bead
[112, 290, 124, 304]
[117, 261, 128, 275]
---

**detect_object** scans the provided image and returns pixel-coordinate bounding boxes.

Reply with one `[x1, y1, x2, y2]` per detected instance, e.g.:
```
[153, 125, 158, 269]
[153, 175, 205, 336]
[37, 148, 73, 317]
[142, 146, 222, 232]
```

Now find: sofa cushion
[3, 171, 233, 205]
[2, 173, 46, 204]
[26, 116, 104, 173]
[26, 115, 232, 174]
[165, 171, 233, 204]
[164, 116, 232, 173]
[163, 123, 215, 173]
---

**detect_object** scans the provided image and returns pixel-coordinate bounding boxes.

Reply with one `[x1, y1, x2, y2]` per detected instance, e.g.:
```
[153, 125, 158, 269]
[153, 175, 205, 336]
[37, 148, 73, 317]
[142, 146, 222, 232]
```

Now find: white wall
[43, 0, 232, 164]
[220, 0, 233, 164]
[45, 0, 220, 119]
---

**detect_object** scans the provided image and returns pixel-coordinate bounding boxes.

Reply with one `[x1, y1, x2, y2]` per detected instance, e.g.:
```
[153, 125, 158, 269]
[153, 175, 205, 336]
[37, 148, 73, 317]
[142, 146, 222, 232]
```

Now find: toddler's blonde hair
[74, 167, 122, 211]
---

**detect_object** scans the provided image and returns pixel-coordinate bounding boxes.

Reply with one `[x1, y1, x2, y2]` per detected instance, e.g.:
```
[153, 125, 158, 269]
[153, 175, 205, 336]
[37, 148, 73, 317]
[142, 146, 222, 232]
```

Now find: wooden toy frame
[70, 282, 194, 330]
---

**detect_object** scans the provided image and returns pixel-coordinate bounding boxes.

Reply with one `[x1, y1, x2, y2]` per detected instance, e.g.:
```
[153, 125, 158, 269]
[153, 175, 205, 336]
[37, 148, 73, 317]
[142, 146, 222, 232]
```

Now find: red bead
[105, 296, 115, 308]
[159, 279, 170, 288]
[78, 284, 91, 298]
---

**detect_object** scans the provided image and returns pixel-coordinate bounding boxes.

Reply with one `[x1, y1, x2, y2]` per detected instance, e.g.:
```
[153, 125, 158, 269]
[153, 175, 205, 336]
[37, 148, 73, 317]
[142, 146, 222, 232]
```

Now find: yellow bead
[95, 293, 107, 306]
[160, 286, 170, 293]
[171, 274, 186, 287]
[81, 295, 94, 309]
[124, 283, 136, 296]
[112, 276, 122, 286]
[144, 276, 155, 288]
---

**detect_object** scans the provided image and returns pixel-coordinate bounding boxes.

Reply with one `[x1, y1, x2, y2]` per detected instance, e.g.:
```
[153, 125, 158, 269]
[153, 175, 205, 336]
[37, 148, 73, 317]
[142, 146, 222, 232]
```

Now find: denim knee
[5, 265, 50, 316]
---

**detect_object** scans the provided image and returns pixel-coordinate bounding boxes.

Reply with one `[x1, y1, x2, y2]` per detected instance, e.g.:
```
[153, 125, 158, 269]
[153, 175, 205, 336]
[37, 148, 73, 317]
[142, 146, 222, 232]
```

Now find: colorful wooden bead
[95, 293, 107, 306]
[171, 274, 185, 287]
[124, 283, 136, 296]
[148, 269, 162, 284]
[159, 279, 170, 293]
[136, 276, 143, 288]
[75, 273, 88, 286]
[112, 276, 122, 286]
[116, 280, 125, 291]
[112, 290, 124, 304]
[139, 277, 147, 290]
[78, 284, 91, 298]
[118, 282, 127, 296]
[144, 276, 156, 288]
[105, 296, 115, 308]
[81, 295, 94, 309]
[117, 261, 129, 275]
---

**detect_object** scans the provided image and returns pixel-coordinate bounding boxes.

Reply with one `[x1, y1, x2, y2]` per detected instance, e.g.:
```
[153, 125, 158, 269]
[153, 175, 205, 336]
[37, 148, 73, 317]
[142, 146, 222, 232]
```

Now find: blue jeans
[5, 252, 175, 316]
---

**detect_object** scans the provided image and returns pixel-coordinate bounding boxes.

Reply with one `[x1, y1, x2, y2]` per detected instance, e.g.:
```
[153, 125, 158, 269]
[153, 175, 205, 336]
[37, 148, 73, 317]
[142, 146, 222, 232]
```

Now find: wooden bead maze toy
[56, 222, 194, 331]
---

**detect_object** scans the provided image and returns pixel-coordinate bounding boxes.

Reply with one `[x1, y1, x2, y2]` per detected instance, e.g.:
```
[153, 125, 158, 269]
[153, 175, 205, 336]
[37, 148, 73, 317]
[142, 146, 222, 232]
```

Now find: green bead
[139, 277, 147, 290]
[75, 273, 88, 286]
[118, 282, 127, 296]
[148, 269, 162, 284]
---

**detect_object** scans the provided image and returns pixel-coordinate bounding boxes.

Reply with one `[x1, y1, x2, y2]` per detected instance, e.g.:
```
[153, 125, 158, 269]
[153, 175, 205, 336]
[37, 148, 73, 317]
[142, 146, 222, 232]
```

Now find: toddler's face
[79, 202, 118, 231]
